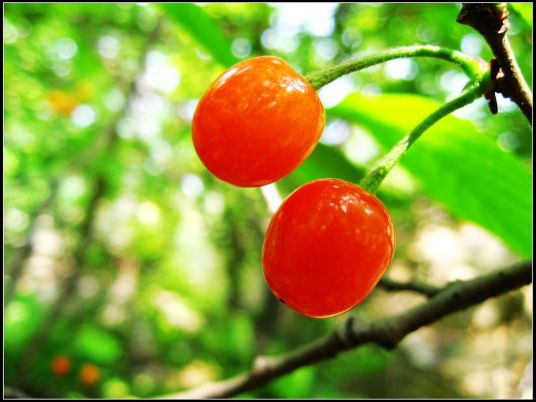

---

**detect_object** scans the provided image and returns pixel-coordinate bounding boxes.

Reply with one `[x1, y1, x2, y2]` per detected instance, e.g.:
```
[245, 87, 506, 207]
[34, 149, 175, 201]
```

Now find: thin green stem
[306, 45, 483, 90]
[359, 81, 488, 194]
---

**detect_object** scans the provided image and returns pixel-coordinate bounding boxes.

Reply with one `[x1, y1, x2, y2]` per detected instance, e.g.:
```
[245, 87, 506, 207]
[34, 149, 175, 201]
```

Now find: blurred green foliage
[4, 2, 532, 399]
[330, 93, 532, 258]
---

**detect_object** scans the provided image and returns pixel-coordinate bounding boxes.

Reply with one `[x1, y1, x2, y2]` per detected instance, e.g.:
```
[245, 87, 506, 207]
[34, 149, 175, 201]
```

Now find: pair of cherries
[192, 56, 396, 318]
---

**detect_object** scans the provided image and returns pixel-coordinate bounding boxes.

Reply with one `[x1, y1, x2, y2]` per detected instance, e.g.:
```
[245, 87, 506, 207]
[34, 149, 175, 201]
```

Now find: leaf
[325, 345, 389, 378]
[271, 367, 315, 398]
[510, 3, 533, 27]
[160, 3, 238, 68]
[5, 295, 45, 352]
[225, 316, 254, 361]
[279, 144, 408, 207]
[329, 93, 532, 258]
[279, 143, 365, 193]
[74, 326, 122, 365]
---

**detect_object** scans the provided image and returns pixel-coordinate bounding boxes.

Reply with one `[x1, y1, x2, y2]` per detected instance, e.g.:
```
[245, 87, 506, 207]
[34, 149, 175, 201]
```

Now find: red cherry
[262, 178, 396, 318]
[80, 363, 100, 386]
[192, 56, 325, 187]
[51, 355, 71, 376]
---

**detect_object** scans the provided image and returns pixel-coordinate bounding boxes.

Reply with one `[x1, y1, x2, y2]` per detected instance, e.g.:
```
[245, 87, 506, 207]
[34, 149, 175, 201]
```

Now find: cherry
[192, 56, 325, 187]
[80, 363, 100, 386]
[51, 355, 71, 376]
[262, 178, 396, 318]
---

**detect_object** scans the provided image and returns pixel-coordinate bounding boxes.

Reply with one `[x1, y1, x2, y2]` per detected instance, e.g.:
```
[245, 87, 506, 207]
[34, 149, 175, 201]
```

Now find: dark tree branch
[5, 180, 60, 304]
[160, 261, 532, 399]
[13, 20, 165, 387]
[457, 3, 533, 123]
[14, 153, 112, 384]
[378, 276, 440, 298]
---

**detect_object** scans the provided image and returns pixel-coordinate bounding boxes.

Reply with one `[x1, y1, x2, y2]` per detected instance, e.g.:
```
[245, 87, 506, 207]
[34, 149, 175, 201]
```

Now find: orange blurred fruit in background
[51, 355, 71, 376]
[46, 82, 94, 117]
[47, 89, 79, 117]
[80, 363, 100, 386]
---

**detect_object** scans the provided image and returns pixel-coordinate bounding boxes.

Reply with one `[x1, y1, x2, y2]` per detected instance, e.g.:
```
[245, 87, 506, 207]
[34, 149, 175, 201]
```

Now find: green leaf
[160, 3, 238, 68]
[5, 295, 45, 352]
[510, 3, 533, 27]
[325, 345, 389, 379]
[279, 143, 366, 193]
[225, 315, 254, 361]
[271, 366, 315, 398]
[329, 93, 532, 258]
[74, 326, 122, 365]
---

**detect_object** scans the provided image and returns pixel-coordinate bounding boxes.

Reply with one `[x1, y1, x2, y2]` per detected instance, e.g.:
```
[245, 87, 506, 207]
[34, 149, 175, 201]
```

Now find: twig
[359, 82, 485, 194]
[260, 183, 283, 214]
[457, 3, 533, 123]
[306, 45, 482, 90]
[159, 261, 532, 399]
[378, 276, 440, 298]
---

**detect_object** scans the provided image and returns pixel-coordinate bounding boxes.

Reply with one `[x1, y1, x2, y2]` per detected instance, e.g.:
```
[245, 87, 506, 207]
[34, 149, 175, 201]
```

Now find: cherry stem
[305, 45, 491, 195]
[260, 183, 283, 213]
[305, 45, 484, 90]
[359, 79, 489, 194]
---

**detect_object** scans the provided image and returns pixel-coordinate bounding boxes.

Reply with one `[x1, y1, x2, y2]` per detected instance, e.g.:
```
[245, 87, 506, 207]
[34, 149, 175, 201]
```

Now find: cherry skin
[80, 363, 100, 386]
[262, 178, 396, 318]
[51, 355, 71, 376]
[192, 56, 325, 187]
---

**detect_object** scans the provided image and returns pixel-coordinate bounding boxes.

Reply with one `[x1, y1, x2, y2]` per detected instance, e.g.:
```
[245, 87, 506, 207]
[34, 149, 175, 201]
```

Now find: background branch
[12, 20, 164, 384]
[161, 261, 532, 399]
[378, 276, 440, 298]
[4, 180, 60, 304]
[457, 3, 533, 123]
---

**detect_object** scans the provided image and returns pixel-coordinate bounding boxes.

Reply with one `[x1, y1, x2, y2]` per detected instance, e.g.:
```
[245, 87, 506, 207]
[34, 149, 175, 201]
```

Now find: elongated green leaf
[510, 3, 533, 26]
[161, 3, 238, 67]
[281, 143, 365, 190]
[330, 93, 532, 258]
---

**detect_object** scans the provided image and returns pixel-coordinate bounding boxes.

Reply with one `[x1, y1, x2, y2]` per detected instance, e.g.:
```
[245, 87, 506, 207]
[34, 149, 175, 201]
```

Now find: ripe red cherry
[51, 355, 71, 376]
[80, 363, 100, 386]
[262, 178, 396, 318]
[192, 56, 325, 187]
